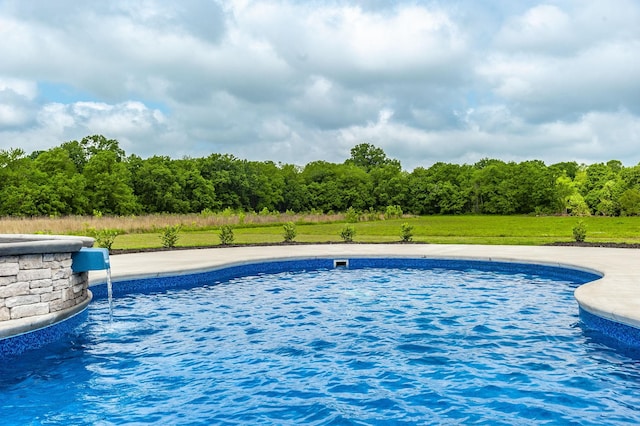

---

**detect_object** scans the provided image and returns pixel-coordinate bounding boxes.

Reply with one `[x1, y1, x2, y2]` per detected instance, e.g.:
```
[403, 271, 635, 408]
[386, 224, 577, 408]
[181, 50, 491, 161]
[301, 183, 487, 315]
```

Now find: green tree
[567, 193, 591, 216]
[346, 143, 401, 172]
[510, 160, 557, 214]
[279, 163, 309, 212]
[245, 161, 285, 212]
[301, 161, 341, 212]
[555, 174, 576, 215]
[549, 161, 580, 180]
[83, 150, 140, 215]
[198, 154, 250, 210]
[408, 163, 472, 215]
[580, 163, 617, 214]
[406, 167, 433, 215]
[0, 148, 44, 216]
[131, 156, 191, 213]
[620, 164, 640, 189]
[60, 140, 88, 173]
[0, 148, 83, 216]
[619, 188, 640, 216]
[471, 160, 518, 214]
[80, 134, 126, 161]
[370, 164, 409, 209]
[334, 164, 374, 211]
[33, 147, 89, 215]
[177, 159, 219, 213]
[594, 179, 623, 216]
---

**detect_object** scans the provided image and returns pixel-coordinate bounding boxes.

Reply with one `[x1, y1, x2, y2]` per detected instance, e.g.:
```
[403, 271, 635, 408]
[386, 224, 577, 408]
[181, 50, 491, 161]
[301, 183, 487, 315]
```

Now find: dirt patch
[545, 242, 640, 249]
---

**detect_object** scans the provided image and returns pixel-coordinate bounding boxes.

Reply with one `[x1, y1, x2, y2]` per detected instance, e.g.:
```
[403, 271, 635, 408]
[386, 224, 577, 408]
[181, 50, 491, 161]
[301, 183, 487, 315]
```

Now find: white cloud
[37, 103, 75, 132]
[0, 0, 638, 169]
[0, 104, 29, 127]
[496, 5, 574, 53]
[0, 77, 38, 127]
[244, 2, 468, 85]
[0, 77, 37, 100]
[1, 100, 168, 156]
[478, 0, 640, 122]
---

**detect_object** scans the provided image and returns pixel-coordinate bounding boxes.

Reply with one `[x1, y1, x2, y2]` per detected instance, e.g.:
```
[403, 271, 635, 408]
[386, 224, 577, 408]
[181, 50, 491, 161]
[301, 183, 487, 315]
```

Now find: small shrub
[219, 225, 235, 245]
[384, 205, 403, 219]
[340, 225, 356, 242]
[259, 207, 271, 216]
[160, 225, 182, 248]
[88, 228, 119, 251]
[283, 222, 297, 242]
[345, 206, 360, 223]
[573, 220, 587, 242]
[400, 222, 414, 242]
[366, 207, 380, 222]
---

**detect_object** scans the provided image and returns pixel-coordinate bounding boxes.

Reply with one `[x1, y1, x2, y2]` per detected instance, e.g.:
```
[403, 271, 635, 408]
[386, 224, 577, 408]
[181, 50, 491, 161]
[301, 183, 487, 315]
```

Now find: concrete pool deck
[92, 244, 640, 331]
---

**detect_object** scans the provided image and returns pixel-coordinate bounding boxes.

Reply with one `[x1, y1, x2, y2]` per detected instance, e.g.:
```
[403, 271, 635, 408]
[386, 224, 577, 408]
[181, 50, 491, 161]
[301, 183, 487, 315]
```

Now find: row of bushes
[91, 221, 416, 250]
[94, 220, 590, 250]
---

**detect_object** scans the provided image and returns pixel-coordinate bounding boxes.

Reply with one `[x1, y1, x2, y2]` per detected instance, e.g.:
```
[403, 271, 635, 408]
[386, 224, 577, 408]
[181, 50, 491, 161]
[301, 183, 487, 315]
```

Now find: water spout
[72, 247, 113, 320]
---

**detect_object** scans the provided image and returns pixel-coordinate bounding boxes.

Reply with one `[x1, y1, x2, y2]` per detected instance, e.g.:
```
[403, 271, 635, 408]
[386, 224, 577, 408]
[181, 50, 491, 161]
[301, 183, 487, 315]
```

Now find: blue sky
[0, 0, 639, 170]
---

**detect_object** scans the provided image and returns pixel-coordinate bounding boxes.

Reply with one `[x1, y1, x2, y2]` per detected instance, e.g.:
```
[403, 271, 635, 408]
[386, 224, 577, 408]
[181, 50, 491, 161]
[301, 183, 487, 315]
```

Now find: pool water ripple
[2, 266, 640, 424]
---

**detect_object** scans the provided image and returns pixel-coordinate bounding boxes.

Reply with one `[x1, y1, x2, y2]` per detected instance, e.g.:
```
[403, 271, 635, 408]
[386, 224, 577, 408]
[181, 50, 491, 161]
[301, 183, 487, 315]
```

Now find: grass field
[2, 214, 634, 250]
[2, 214, 639, 250]
[117, 215, 640, 249]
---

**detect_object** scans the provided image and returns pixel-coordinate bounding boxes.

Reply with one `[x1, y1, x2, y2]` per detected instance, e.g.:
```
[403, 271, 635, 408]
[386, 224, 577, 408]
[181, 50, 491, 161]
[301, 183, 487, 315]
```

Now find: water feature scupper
[72, 246, 112, 320]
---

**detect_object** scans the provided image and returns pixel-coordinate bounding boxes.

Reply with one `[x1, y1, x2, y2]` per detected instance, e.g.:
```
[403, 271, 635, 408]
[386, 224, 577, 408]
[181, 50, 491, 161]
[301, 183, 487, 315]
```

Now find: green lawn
[111, 215, 640, 250]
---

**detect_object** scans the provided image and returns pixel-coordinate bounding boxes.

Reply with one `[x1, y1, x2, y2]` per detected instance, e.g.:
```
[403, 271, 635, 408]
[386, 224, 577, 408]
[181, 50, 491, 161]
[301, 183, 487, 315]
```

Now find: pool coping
[89, 244, 640, 331]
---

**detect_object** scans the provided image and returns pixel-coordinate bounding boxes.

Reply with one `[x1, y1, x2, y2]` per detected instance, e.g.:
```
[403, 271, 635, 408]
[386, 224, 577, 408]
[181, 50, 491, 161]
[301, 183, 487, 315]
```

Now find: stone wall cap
[0, 234, 94, 256]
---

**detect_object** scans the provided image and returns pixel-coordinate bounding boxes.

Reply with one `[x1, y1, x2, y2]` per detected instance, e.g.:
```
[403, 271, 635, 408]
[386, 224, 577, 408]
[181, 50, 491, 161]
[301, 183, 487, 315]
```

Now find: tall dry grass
[0, 212, 347, 235]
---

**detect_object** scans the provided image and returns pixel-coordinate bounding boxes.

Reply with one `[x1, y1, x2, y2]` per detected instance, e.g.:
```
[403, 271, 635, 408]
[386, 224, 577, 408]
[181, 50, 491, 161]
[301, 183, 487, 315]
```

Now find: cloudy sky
[1, 0, 639, 170]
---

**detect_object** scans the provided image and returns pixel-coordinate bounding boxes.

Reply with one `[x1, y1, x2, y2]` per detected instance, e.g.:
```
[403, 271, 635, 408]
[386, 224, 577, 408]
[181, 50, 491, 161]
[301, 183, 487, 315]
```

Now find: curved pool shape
[2, 258, 640, 424]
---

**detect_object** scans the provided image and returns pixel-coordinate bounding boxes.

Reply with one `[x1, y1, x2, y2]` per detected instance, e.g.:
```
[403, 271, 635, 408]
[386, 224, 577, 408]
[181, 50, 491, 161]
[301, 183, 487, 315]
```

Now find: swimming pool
[1, 258, 639, 424]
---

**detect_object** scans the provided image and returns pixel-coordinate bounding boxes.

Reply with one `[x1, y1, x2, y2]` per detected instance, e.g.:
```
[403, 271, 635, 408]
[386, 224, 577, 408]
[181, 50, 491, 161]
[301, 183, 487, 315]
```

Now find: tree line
[1, 135, 640, 218]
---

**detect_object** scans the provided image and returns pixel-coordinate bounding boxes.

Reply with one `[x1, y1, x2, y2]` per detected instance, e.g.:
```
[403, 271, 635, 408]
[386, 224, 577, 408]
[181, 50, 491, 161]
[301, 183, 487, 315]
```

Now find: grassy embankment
[1, 213, 640, 250]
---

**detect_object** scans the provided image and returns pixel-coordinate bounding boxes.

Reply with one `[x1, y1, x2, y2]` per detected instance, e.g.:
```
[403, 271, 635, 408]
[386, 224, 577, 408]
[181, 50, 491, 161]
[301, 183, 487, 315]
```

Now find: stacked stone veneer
[0, 253, 88, 322]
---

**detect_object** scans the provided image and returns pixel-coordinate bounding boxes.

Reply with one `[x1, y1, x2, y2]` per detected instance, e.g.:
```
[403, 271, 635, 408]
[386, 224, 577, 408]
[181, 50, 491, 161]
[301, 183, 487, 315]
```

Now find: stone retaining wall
[0, 253, 89, 322]
[0, 235, 98, 355]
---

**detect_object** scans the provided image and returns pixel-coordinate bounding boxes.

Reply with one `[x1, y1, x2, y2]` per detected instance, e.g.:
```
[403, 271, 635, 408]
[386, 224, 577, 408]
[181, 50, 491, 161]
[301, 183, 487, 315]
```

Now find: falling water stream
[105, 263, 113, 322]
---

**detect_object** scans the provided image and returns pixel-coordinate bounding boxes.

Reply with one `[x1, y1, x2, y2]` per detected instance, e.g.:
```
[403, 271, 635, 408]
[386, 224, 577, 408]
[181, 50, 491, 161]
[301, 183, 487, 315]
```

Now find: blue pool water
[2, 264, 640, 424]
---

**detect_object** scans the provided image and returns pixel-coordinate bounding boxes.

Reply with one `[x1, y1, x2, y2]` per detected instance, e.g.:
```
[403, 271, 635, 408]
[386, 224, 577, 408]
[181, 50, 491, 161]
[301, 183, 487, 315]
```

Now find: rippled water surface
[2, 267, 640, 425]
